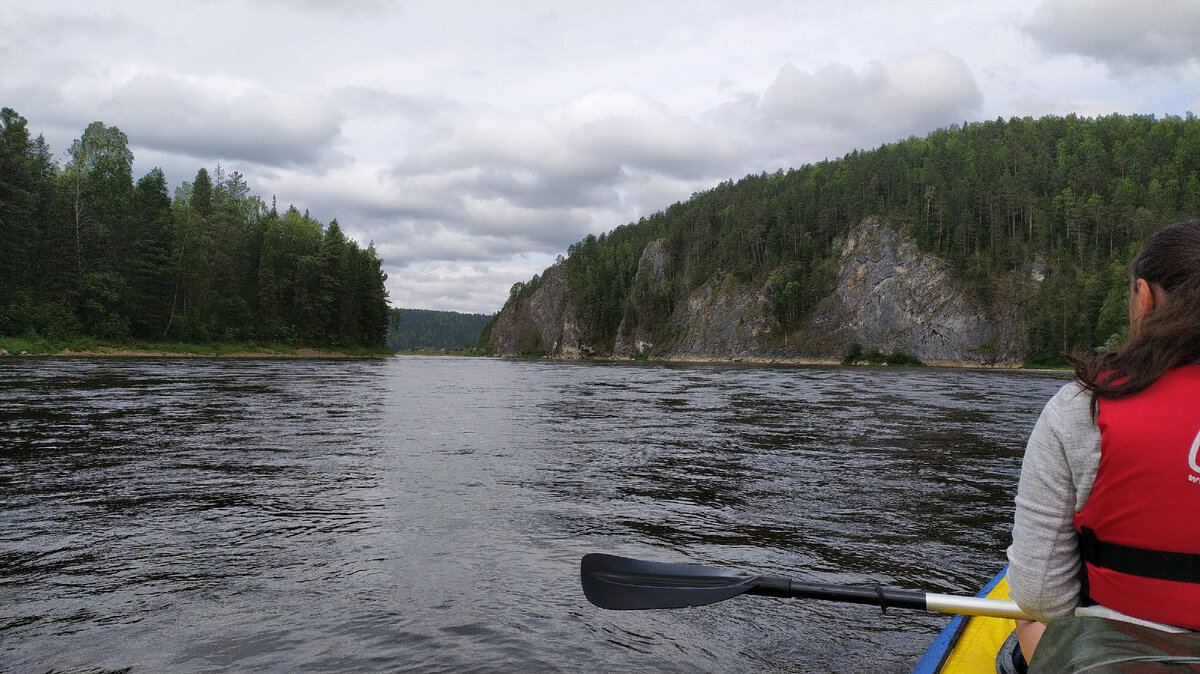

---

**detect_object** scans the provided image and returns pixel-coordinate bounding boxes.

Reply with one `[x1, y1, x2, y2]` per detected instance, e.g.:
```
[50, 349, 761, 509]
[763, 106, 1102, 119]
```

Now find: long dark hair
[1072, 219, 1200, 403]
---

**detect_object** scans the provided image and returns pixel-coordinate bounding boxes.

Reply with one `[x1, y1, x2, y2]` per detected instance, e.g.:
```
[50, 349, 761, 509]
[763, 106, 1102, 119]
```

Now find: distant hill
[387, 308, 493, 352]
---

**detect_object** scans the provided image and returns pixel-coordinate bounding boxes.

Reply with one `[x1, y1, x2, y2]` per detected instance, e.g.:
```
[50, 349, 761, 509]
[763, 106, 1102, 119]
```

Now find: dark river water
[0, 356, 1068, 673]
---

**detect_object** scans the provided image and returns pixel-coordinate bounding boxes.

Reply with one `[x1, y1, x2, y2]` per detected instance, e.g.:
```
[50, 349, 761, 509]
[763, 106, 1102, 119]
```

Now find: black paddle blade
[581, 553, 760, 610]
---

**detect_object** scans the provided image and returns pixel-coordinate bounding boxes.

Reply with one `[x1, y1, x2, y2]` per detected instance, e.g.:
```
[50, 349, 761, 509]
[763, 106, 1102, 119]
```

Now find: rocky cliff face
[659, 275, 777, 361]
[612, 240, 668, 358]
[489, 265, 585, 357]
[802, 216, 1029, 365]
[487, 217, 1036, 366]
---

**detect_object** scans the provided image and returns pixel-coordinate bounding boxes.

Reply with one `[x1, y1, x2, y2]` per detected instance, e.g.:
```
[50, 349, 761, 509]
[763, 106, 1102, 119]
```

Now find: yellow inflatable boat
[912, 568, 1020, 674]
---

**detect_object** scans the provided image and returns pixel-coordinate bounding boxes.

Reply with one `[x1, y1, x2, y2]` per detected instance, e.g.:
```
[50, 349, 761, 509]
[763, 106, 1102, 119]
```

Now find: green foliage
[0, 292, 79, 340]
[515, 322, 547, 358]
[387, 308, 492, 351]
[0, 336, 391, 357]
[507, 268, 551, 306]
[78, 269, 129, 338]
[564, 232, 651, 349]
[517, 113, 1199, 362]
[1094, 281, 1130, 350]
[772, 257, 835, 331]
[0, 336, 98, 355]
[0, 109, 390, 350]
[475, 316, 497, 355]
[191, 167, 212, 217]
[127, 168, 175, 336]
[841, 342, 923, 366]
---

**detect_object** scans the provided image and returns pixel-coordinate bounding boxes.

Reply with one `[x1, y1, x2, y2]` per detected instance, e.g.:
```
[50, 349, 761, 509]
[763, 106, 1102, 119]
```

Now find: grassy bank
[0, 337, 393, 358]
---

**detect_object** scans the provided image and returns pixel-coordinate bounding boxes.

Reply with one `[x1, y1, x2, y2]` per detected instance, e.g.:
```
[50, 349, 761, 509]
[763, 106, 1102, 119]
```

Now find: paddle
[581, 553, 1032, 620]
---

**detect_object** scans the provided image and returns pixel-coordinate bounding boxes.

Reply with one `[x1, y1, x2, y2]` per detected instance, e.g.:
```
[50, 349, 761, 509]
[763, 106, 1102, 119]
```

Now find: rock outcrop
[801, 217, 1028, 366]
[486, 217, 1036, 366]
[489, 265, 573, 357]
[659, 275, 776, 361]
[613, 240, 669, 358]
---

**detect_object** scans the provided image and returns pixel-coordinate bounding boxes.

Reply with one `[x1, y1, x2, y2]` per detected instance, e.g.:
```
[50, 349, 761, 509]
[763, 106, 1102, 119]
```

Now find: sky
[2, 1, 1198, 315]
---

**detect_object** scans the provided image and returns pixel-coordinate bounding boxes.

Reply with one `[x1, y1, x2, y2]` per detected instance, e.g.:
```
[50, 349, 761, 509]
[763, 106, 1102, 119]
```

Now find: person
[1006, 219, 1200, 665]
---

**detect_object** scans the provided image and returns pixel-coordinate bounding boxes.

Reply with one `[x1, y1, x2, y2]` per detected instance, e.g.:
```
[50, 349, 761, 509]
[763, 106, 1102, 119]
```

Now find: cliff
[486, 216, 1039, 366]
[800, 217, 1031, 366]
[488, 265, 590, 358]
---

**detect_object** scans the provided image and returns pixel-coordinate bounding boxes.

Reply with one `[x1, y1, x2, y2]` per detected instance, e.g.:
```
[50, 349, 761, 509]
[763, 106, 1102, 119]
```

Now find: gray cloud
[103, 73, 344, 167]
[2, 72, 344, 171]
[711, 51, 982, 165]
[470, 166, 620, 210]
[1024, 0, 1200, 74]
[336, 89, 737, 264]
[244, 53, 985, 305]
[1, 5, 140, 51]
[373, 222, 566, 269]
[335, 86, 457, 124]
[383, 259, 539, 315]
[246, 0, 392, 16]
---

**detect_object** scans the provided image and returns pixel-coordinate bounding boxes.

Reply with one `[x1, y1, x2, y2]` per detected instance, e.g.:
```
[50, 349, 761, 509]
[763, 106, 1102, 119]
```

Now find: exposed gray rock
[486, 217, 1035, 366]
[804, 216, 1026, 365]
[489, 263, 595, 358]
[660, 275, 775, 361]
[613, 240, 670, 358]
[490, 264, 563, 356]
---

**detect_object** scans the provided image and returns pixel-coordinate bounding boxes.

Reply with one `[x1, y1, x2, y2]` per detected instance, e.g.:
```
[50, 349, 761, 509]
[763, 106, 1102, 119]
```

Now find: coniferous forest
[387, 308, 492, 352]
[0, 109, 390, 349]
[539, 113, 1199, 365]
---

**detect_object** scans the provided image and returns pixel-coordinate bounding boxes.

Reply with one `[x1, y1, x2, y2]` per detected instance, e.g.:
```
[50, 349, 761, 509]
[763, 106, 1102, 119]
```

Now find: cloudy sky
[3, 1, 1198, 314]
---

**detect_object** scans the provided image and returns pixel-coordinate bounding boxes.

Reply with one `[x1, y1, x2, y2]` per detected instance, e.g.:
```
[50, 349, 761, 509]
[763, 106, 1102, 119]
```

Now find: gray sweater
[1005, 381, 1186, 632]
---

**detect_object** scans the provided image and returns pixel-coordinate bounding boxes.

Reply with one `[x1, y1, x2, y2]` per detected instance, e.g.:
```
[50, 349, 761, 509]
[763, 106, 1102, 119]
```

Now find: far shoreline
[455, 351, 1074, 372]
[2, 342, 1070, 371]
[0, 342, 393, 360]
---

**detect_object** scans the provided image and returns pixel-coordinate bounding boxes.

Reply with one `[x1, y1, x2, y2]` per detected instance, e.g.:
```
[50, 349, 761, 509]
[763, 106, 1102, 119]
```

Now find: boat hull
[912, 567, 1018, 673]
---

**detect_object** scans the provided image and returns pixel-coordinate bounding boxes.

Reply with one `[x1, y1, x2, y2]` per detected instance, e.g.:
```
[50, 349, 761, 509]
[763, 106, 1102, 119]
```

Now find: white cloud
[712, 51, 983, 166]
[335, 89, 740, 268]
[102, 72, 343, 166]
[3, 67, 344, 169]
[1024, 0, 1200, 74]
[385, 258, 555, 314]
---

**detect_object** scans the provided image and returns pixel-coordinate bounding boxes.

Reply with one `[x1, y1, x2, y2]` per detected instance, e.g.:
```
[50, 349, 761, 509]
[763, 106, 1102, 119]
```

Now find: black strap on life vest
[1079, 526, 1200, 584]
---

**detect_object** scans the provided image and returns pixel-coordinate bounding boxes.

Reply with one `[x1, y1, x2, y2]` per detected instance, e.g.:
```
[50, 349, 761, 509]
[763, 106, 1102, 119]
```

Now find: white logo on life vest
[1190, 427, 1200, 475]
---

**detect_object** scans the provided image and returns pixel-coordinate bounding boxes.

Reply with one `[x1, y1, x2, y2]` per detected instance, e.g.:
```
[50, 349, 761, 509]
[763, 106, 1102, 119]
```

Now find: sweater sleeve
[1005, 382, 1101, 623]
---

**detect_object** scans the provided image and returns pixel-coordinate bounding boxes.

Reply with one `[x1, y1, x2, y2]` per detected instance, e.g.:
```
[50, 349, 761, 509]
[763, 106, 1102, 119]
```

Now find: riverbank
[484, 352, 1070, 371]
[0, 338, 393, 359]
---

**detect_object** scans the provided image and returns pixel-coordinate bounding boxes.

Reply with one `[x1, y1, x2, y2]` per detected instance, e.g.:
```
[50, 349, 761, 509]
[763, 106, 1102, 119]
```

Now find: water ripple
[0, 357, 1067, 673]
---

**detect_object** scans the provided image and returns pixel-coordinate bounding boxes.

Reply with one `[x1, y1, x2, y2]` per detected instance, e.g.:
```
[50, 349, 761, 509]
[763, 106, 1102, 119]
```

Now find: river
[0, 356, 1067, 672]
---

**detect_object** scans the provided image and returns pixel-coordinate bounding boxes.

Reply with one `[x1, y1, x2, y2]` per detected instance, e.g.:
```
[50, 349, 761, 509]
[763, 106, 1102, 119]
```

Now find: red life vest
[1073, 364, 1200, 630]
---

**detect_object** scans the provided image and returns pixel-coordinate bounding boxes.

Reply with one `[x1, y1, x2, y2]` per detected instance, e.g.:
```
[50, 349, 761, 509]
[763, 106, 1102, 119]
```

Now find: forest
[387, 308, 492, 352]
[536, 113, 1200, 365]
[0, 108, 390, 349]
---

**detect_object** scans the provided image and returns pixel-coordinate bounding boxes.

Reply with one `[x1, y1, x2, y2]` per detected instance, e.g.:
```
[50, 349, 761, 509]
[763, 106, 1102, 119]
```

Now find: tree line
[514, 113, 1199, 365]
[0, 108, 389, 348]
[387, 308, 492, 352]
